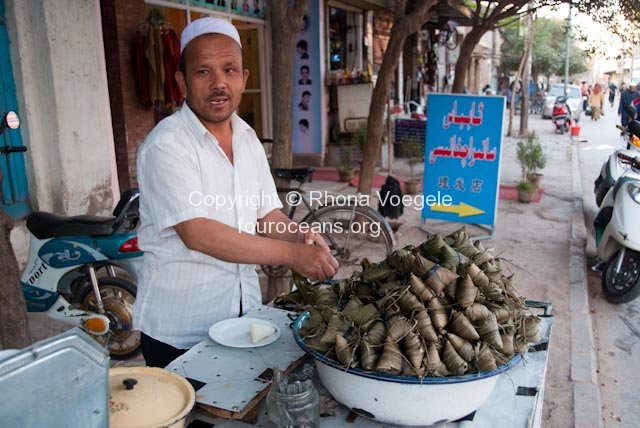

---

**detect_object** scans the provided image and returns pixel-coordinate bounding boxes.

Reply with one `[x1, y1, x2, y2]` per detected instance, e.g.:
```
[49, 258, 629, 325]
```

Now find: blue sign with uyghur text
[422, 94, 504, 226]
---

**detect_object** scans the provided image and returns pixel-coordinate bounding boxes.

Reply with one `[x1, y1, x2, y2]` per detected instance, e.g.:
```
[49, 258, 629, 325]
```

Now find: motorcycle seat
[26, 212, 117, 239]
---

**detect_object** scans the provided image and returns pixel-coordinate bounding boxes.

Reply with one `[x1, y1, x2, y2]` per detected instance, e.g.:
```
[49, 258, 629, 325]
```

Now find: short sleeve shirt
[133, 103, 282, 349]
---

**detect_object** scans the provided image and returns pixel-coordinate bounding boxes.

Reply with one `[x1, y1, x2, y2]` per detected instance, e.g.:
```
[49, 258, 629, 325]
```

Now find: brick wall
[101, 0, 155, 191]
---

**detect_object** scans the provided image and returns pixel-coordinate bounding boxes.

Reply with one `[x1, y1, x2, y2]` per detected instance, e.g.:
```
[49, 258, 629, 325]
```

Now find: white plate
[208, 318, 281, 348]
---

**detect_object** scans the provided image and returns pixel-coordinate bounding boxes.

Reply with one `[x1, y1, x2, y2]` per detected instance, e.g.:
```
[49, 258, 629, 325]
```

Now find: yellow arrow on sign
[431, 202, 485, 218]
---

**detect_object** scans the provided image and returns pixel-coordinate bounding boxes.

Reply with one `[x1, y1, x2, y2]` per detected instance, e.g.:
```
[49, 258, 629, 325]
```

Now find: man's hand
[298, 230, 330, 252]
[291, 242, 339, 280]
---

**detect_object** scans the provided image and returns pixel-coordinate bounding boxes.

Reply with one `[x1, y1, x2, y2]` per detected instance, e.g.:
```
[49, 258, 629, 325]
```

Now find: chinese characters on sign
[422, 94, 505, 226]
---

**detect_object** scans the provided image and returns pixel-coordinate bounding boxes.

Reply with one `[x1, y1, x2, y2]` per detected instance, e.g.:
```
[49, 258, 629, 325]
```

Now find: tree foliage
[451, 0, 640, 93]
[500, 17, 587, 80]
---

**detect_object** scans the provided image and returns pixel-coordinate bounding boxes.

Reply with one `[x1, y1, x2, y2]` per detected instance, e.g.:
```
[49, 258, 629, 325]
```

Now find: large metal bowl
[293, 311, 522, 426]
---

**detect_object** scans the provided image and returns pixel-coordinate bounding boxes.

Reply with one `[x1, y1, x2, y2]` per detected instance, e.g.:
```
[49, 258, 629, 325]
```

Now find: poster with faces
[292, 1, 321, 155]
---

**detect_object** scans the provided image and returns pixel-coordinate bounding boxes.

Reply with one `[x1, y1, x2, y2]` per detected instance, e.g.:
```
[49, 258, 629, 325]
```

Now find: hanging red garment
[135, 29, 152, 109]
[161, 28, 182, 104]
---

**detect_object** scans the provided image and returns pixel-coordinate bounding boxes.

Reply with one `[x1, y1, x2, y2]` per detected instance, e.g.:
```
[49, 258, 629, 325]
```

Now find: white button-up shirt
[133, 103, 282, 349]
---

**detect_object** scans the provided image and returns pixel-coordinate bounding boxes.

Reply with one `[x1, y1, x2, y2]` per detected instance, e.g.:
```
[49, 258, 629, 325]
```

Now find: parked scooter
[552, 96, 571, 134]
[593, 151, 640, 303]
[1, 111, 142, 358]
[594, 105, 640, 206]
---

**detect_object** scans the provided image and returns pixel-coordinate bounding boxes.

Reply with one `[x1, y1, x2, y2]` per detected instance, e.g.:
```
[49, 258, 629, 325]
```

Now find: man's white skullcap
[180, 17, 242, 53]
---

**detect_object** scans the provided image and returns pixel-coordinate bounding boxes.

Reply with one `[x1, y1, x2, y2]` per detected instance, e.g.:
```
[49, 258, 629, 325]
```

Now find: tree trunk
[269, 1, 308, 171]
[452, 28, 487, 94]
[0, 170, 31, 350]
[267, 2, 307, 299]
[357, 0, 437, 195]
[509, 14, 535, 137]
[519, 12, 536, 136]
[507, 57, 525, 137]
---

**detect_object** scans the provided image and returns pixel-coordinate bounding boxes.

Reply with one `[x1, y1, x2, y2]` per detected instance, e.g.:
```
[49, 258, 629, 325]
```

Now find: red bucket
[570, 124, 581, 137]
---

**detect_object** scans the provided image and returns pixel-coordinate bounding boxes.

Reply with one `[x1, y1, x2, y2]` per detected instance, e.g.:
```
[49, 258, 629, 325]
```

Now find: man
[296, 40, 309, 59]
[298, 65, 312, 85]
[298, 91, 311, 111]
[134, 17, 338, 368]
[618, 82, 639, 127]
[299, 119, 309, 133]
[608, 82, 617, 108]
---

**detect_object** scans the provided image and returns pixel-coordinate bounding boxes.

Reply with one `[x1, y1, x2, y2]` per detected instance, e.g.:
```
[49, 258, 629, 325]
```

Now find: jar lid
[109, 367, 195, 428]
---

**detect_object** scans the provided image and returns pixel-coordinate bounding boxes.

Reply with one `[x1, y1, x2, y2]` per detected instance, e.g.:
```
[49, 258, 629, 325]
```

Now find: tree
[576, 0, 640, 50]
[0, 170, 31, 350]
[358, 0, 439, 195]
[506, 10, 535, 137]
[452, 0, 640, 94]
[268, 2, 308, 172]
[501, 17, 587, 85]
[265, 2, 308, 301]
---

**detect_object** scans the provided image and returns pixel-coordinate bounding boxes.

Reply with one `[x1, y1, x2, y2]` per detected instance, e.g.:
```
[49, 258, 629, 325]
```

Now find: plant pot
[527, 173, 543, 188]
[517, 187, 535, 203]
[404, 179, 422, 195]
[338, 168, 354, 182]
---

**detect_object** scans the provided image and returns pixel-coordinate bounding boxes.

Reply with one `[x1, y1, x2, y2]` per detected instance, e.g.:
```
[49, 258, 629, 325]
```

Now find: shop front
[102, 0, 272, 190]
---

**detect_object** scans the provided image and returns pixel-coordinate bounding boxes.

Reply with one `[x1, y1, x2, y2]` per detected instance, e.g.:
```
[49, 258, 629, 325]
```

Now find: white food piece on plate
[250, 323, 276, 343]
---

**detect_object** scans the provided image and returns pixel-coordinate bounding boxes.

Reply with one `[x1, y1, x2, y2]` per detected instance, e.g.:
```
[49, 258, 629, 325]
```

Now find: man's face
[176, 34, 248, 128]
[301, 68, 309, 80]
[302, 94, 310, 105]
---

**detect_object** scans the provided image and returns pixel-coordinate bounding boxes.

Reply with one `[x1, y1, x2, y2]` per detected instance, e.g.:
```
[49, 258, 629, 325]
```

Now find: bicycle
[260, 165, 395, 280]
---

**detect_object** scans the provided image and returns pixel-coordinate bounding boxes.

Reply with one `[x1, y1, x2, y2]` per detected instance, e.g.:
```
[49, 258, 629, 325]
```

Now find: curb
[569, 143, 603, 428]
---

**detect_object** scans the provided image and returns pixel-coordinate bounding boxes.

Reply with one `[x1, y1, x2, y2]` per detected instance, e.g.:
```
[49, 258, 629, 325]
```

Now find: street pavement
[577, 100, 640, 428]
[22, 102, 636, 427]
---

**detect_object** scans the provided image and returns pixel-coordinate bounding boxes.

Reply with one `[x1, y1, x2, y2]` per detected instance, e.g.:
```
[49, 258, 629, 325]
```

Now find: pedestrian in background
[619, 82, 639, 127]
[608, 82, 617, 108]
[589, 83, 605, 121]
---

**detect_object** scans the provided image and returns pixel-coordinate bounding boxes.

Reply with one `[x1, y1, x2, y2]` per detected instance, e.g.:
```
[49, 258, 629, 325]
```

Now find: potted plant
[404, 135, 425, 194]
[516, 131, 547, 202]
[516, 180, 537, 203]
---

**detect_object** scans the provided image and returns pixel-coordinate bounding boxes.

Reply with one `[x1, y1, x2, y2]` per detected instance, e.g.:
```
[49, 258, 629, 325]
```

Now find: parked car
[542, 84, 583, 121]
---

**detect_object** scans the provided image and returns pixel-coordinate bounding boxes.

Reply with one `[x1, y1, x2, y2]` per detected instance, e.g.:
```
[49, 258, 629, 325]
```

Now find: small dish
[208, 318, 281, 348]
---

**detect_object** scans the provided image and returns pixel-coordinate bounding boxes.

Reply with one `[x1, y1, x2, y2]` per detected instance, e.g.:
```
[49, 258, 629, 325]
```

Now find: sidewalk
[24, 114, 595, 426]
[288, 115, 591, 427]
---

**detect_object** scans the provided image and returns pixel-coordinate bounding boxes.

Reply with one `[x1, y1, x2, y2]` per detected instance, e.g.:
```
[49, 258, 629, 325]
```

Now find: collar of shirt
[178, 102, 257, 148]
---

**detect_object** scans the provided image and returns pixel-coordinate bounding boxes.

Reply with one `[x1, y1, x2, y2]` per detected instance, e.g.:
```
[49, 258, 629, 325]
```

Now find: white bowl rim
[293, 311, 522, 385]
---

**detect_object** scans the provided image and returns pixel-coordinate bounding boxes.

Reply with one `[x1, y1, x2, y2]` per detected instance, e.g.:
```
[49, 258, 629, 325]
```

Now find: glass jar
[266, 384, 319, 428]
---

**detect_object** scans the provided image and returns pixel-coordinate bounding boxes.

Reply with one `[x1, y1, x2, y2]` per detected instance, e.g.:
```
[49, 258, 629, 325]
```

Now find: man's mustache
[207, 91, 230, 99]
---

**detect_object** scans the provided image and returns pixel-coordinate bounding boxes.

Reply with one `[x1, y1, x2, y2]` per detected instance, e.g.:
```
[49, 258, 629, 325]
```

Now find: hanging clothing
[145, 25, 165, 104]
[161, 29, 182, 104]
[135, 30, 152, 109]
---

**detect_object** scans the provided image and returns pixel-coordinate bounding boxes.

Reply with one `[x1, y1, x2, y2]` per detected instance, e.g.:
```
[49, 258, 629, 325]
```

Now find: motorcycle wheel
[79, 277, 141, 359]
[601, 250, 640, 304]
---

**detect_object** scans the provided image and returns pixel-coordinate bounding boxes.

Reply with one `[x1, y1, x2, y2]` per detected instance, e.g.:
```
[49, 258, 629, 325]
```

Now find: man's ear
[176, 71, 187, 99]
[243, 68, 249, 89]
